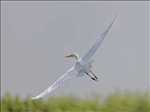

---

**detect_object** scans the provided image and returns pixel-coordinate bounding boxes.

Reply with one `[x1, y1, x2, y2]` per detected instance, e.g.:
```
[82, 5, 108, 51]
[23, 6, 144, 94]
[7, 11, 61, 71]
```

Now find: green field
[1, 92, 150, 112]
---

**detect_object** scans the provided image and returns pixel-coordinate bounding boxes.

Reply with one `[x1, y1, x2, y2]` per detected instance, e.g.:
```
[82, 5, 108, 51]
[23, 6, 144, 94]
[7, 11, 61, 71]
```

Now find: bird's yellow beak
[65, 53, 79, 60]
[65, 54, 74, 58]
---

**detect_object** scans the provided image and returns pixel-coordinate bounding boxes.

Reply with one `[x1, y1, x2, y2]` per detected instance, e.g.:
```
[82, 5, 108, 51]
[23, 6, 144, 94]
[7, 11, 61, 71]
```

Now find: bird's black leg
[90, 70, 98, 80]
[85, 72, 97, 81]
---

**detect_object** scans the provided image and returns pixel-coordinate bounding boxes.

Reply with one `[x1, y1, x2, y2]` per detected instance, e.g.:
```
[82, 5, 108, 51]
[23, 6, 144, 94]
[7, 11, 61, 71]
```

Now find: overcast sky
[1, 1, 149, 98]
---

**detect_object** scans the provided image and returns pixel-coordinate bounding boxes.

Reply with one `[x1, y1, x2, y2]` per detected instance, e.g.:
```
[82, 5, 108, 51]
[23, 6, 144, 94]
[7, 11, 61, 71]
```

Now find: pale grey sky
[1, 1, 149, 98]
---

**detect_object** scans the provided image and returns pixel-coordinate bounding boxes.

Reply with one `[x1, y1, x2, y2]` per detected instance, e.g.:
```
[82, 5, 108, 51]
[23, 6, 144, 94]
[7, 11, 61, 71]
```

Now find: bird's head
[65, 53, 79, 60]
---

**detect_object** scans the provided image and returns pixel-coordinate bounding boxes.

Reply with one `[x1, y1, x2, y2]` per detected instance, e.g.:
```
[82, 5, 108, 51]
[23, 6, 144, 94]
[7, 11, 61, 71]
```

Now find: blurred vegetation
[1, 92, 150, 112]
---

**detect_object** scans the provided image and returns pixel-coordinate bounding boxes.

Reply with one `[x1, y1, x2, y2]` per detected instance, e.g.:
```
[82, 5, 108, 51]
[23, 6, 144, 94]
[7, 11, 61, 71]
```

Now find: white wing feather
[32, 67, 75, 100]
[81, 16, 116, 62]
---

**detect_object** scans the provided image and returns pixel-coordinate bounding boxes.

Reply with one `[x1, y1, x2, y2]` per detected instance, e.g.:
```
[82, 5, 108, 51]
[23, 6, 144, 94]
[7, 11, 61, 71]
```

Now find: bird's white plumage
[32, 16, 116, 99]
[81, 16, 116, 62]
[32, 67, 75, 99]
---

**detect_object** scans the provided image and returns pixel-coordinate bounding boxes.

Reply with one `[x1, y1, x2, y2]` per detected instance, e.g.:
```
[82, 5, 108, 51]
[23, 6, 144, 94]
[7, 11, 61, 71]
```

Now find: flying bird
[32, 16, 116, 100]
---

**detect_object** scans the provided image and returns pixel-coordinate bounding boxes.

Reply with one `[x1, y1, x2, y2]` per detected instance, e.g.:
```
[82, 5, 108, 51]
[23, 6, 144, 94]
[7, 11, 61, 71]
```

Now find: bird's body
[75, 60, 91, 74]
[32, 16, 116, 100]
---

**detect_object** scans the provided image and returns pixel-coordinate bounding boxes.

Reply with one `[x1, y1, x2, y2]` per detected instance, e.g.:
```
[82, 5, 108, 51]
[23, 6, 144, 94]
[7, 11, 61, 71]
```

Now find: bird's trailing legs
[85, 70, 98, 81]
[90, 70, 98, 80]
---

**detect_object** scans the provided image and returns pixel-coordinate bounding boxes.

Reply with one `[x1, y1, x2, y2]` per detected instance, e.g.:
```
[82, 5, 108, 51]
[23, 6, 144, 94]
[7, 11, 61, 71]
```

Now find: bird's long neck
[73, 54, 79, 60]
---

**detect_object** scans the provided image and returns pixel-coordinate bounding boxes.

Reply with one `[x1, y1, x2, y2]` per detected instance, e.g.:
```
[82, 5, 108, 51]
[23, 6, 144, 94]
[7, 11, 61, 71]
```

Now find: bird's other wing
[32, 67, 75, 100]
[81, 16, 116, 62]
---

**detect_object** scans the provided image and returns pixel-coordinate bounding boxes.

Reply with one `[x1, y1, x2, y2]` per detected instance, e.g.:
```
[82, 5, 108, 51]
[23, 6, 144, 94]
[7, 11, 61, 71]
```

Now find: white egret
[32, 16, 116, 100]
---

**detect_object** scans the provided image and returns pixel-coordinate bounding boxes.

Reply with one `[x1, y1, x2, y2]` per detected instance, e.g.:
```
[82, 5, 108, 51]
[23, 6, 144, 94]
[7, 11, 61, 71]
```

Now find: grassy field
[1, 92, 150, 112]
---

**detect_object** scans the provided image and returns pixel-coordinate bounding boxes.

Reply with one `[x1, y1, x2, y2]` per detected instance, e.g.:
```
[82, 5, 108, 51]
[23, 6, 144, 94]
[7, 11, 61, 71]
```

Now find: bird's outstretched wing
[81, 16, 116, 62]
[32, 67, 75, 100]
